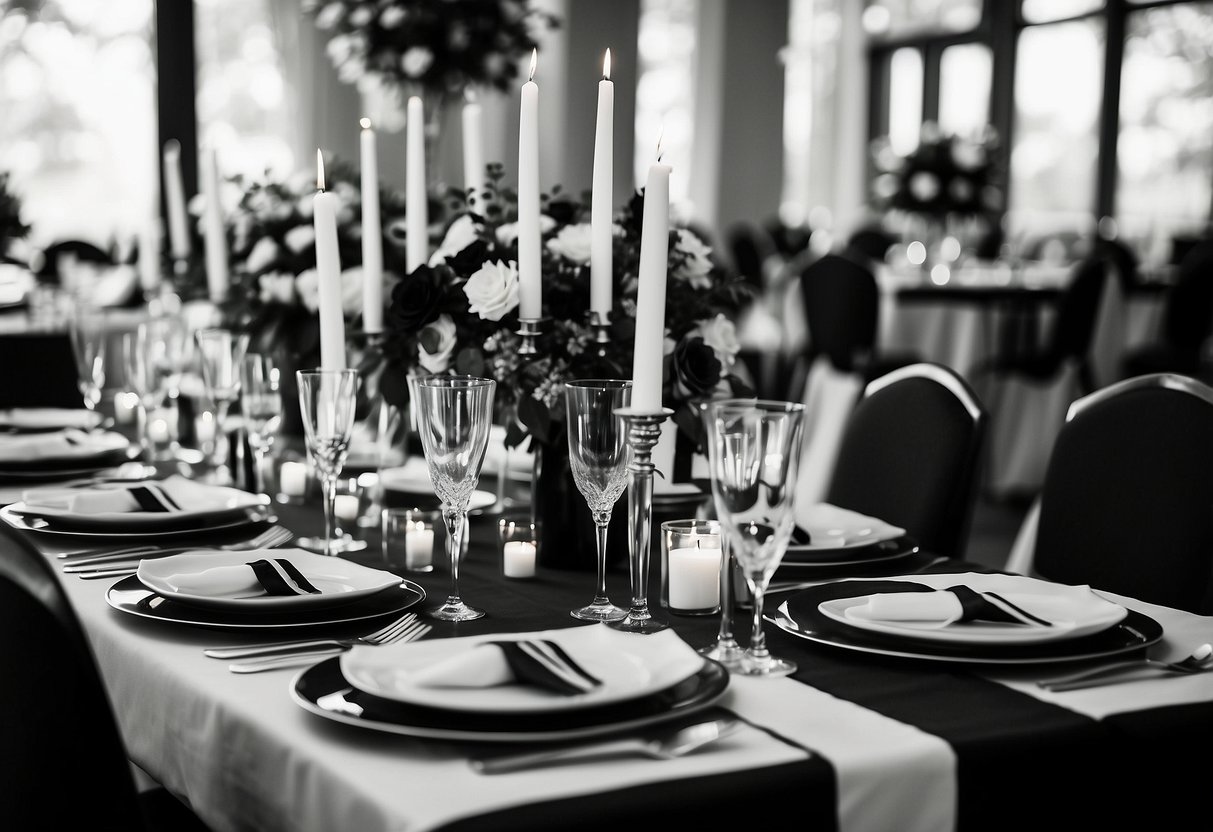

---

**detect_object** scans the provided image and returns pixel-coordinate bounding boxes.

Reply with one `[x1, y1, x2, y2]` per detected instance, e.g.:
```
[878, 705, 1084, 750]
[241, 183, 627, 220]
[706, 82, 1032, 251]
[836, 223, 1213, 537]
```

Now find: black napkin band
[491, 640, 604, 696]
[128, 485, 181, 513]
[247, 559, 322, 596]
[947, 585, 1052, 626]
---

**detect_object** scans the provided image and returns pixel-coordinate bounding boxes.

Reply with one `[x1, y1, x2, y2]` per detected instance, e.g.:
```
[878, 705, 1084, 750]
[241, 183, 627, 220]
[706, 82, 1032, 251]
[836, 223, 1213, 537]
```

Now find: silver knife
[227, 648, 346, 674]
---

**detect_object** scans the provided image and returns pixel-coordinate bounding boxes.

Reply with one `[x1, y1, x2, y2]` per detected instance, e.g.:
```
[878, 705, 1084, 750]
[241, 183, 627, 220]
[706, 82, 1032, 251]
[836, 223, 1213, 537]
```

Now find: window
[938, 43, 990, 137]
[635, 0, 698, 208]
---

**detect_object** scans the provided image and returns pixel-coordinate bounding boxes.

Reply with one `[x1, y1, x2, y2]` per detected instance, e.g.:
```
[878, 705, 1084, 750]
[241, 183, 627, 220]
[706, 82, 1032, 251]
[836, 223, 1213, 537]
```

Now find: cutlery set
[1036, 642, 1213, 691]
[62, 525, 296, 578]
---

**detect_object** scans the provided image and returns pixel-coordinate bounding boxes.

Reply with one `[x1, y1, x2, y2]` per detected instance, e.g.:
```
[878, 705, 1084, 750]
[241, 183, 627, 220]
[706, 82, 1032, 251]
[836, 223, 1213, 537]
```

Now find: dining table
[5, 445, 1213, 832]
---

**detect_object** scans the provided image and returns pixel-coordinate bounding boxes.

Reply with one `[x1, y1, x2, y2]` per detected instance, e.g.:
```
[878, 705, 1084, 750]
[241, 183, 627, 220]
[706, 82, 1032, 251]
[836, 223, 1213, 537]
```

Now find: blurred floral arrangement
[379, 163, 755, 451]
[307, 0, 558, 111]
[0, 171, 29, 258]
[869, 122, 1004, 219]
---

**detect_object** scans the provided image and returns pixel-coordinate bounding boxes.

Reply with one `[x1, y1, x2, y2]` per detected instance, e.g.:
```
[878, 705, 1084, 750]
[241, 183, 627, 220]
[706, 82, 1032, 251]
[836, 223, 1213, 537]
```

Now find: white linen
[793, 356, 864, 516]
[0, 408, 102, 430]
[847, 583, 1114, 627]
[22, 487, 155, 515]
[160, 561, 278, 598]
[22, 475, 241, 515]
[0, 429, 127, 462]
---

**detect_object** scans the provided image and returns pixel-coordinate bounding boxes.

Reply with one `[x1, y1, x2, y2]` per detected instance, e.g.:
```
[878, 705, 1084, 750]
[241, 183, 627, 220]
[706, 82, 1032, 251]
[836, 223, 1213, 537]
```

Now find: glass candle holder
[382, 507, 439, 572]
[660, 519, 723, 615]
[498, 514, 538, 580]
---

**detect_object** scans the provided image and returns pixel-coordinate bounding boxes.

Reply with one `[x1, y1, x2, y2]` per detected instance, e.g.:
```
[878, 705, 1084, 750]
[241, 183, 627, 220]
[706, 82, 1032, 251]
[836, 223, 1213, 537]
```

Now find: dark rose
[671, 336, 722, 398]
[445, 237, 490, 276]
[544, 196, 578, 226]
[387, 264, 444, 333]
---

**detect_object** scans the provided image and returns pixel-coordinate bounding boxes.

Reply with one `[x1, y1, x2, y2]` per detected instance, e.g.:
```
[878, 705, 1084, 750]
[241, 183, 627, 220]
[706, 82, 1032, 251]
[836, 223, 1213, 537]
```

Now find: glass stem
[321, 472, 337, 556]
[716, 537, 736, 643]
[592, 510, 612, 604]
[444, 509, 465, 604]
[746, 575, 770, 661]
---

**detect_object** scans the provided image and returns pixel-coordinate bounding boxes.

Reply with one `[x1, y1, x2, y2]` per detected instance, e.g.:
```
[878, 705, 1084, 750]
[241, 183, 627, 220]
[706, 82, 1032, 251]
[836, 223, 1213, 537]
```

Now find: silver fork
[204, 611, 426, 660]
[67, 525, 296, 578]
[224, 618, 433, 674]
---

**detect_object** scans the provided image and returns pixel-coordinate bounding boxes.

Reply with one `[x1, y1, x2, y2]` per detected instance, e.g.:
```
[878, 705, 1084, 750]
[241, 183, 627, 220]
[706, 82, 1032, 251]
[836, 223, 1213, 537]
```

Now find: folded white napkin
[22, 475, 234, 515]
[0, 429, 125, 462]
[795, 503, 906, 547]
[847, 586, 1072, 629]
[162, 549, 322, 598]
[0, 408, 101, 430]
[407, 640, 604, 696]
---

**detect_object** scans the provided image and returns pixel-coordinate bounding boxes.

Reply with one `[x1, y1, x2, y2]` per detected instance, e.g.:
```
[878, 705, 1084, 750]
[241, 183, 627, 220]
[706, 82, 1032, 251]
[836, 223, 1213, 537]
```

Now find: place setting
[0, 424, 133, 483]
[770, 571, 1165, 665]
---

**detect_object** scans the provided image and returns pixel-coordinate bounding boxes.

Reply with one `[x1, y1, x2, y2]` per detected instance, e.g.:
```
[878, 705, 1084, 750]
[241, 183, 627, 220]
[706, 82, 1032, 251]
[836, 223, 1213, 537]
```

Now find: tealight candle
[113, 392, 139, 425]
[668, 539, 721, 613]
[406, 520, 435, 571]
[194, 411, 216, 443]
[279, 460, 309, 497]
[503, 540, 537, 579]
[147, 409, 174, 444]
[334, 494, 361, 523]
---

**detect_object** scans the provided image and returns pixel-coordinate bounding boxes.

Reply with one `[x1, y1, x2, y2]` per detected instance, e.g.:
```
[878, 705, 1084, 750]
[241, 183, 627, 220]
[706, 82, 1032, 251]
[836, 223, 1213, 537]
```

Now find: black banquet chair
[823, 362, 987, 560]
[0, 540, 212, 830]
[1120, 238, 1213, 380]
[1028, 373, 1213, 614]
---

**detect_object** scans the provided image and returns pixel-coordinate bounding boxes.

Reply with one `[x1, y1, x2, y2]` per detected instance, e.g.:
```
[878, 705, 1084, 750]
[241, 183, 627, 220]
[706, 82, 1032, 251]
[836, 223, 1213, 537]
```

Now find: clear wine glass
[121, 330, 159, 457]
[68, 315, 107, 415]
[239, 353, 282, 496]
[194, 328, 249, 480]
[296, 369, 363, 557]
[414, 374, 496, 622]
[704, 399, 806, 677]
[564, 379, 631, 622]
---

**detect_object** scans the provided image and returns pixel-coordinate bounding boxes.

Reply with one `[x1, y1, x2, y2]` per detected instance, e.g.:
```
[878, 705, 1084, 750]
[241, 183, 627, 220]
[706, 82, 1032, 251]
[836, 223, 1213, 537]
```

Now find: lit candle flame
[656, 127, 665, 164]
[360, 117, 372, 130]
[528, 48, 537, 82]
[465, 87, 477, 104]
[603, 48, 611, 81]
[316, 148, 326, 191]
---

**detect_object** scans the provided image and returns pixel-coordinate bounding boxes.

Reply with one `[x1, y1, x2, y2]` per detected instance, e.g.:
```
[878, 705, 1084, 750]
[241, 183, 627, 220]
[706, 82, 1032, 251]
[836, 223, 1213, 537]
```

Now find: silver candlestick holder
[517, 317, 545, 356]
[587, 310, 611, 356]
[610, 406, 673, 634]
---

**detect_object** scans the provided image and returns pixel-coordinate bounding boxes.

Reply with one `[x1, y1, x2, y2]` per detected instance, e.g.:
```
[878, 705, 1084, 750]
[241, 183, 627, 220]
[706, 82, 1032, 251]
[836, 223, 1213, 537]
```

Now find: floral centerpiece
[0, 171, 29, 262]
[308, 0, 559, 126]
[869, 122, 1003, 219]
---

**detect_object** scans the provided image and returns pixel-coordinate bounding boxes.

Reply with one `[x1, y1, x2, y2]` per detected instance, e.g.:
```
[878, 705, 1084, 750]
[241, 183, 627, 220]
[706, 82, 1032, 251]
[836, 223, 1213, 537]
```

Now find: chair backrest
[1161, 239, 1213, 351]
[1041, 257, 1107, 367]
[1034, 373, 1213, 614]
[0, 537, 150, 829]
[824, 362, 987, 560]
[846, 225, 897, 265]
[799, 253, 880, 372]
[726, 222, 775, 291]
[1093, 236, 1140, 291]
[0, 332, 86, 409]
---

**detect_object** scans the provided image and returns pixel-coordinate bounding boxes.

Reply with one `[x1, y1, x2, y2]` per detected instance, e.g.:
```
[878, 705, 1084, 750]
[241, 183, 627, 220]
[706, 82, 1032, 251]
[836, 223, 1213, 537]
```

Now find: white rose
[695, 314, 740, 367]
[673, 228, 713, 289]
[348, 5, 373, 27]
[294, 194, 314, 220]
[244, 237, 280, 274]
[429, 214, 482, 266]
[545, 223, 593, 264]
[379, 6, 406, 28]
[258, 271, 295, 305]
[340, 266, 365, 317]
[495, 215, 556, 247]
[463, 259, 520, 321]
[337, 56, 366, 84]
[325, 34, 352, 65]
[284, 224, 316, 253]
[314, 2, 344, 30]
[401, 46, 434, 78]
[418, 314, 457, 373]
[909, 171, 940, 202]
[294, 268, 320, 312]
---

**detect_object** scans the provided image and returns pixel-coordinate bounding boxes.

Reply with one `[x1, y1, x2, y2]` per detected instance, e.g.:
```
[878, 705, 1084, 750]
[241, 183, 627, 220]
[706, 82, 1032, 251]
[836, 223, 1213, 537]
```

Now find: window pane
[939, 43, 991, 138]
[1021, 0, 1104, 25]
[0, 0, 156, 247]
[636, 0, 698, 207]
[888, 48, 923, 156]
[1007, 19, 1105, 239]
[1115, 2, 1213, 259]
[195, 0, 294, 180]
[862, 0, 981, 38]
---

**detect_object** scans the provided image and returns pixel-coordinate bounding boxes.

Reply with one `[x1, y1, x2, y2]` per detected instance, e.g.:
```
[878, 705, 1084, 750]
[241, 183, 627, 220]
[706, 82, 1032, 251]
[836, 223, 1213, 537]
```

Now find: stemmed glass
[194, 328, 249, 480]
[564, 379, 631, 622]
[704, 399, 806, 677]
[238, 353, 282, 496]
[696, 398, 745, 668]
[296, 369, 364, 556]
[414, 375, 496, 622]
[68, 316, 106, 415]
[121, 330, 159, 457]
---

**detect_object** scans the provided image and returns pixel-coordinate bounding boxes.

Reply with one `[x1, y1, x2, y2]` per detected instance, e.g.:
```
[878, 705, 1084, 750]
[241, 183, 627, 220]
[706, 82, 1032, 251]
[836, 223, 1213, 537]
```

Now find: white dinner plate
[15, 477, 270, 530]
[0, 408, 103, 431]
[789, 503, 907, 552]
[0, 502, 271, 539]
[340, 625, 709, 714]
[137, 548, 403, 610]
[379, 463, 496, 511]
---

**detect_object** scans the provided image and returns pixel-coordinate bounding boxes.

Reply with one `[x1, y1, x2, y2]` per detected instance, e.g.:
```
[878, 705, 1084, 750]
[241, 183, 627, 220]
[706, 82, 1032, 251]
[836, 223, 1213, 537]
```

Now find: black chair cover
[0, 332, 85, 409]
[1122, 239, 1213, 379]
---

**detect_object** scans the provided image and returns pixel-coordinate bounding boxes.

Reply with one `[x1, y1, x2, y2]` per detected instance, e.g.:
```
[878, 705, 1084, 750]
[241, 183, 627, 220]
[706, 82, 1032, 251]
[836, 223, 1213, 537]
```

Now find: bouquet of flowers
[869, 122, 1003, 219]
[308, 0, 558, 103]
[379, 164, 756, 456]
[0, 171, 29, 259]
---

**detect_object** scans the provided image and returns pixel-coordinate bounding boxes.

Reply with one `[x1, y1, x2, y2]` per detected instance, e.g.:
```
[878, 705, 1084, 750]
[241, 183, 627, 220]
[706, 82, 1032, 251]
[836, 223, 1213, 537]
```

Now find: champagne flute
[239, 353, 282, 496]
[564, 379, 631, 622]
[414, 375, 495, 622]
[704, 399, 806, 677]
[296, 369, 363, 557]
[194, 328, 249, 480]
[68, 315, 106, 415]
[121, 331, 159, 458]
